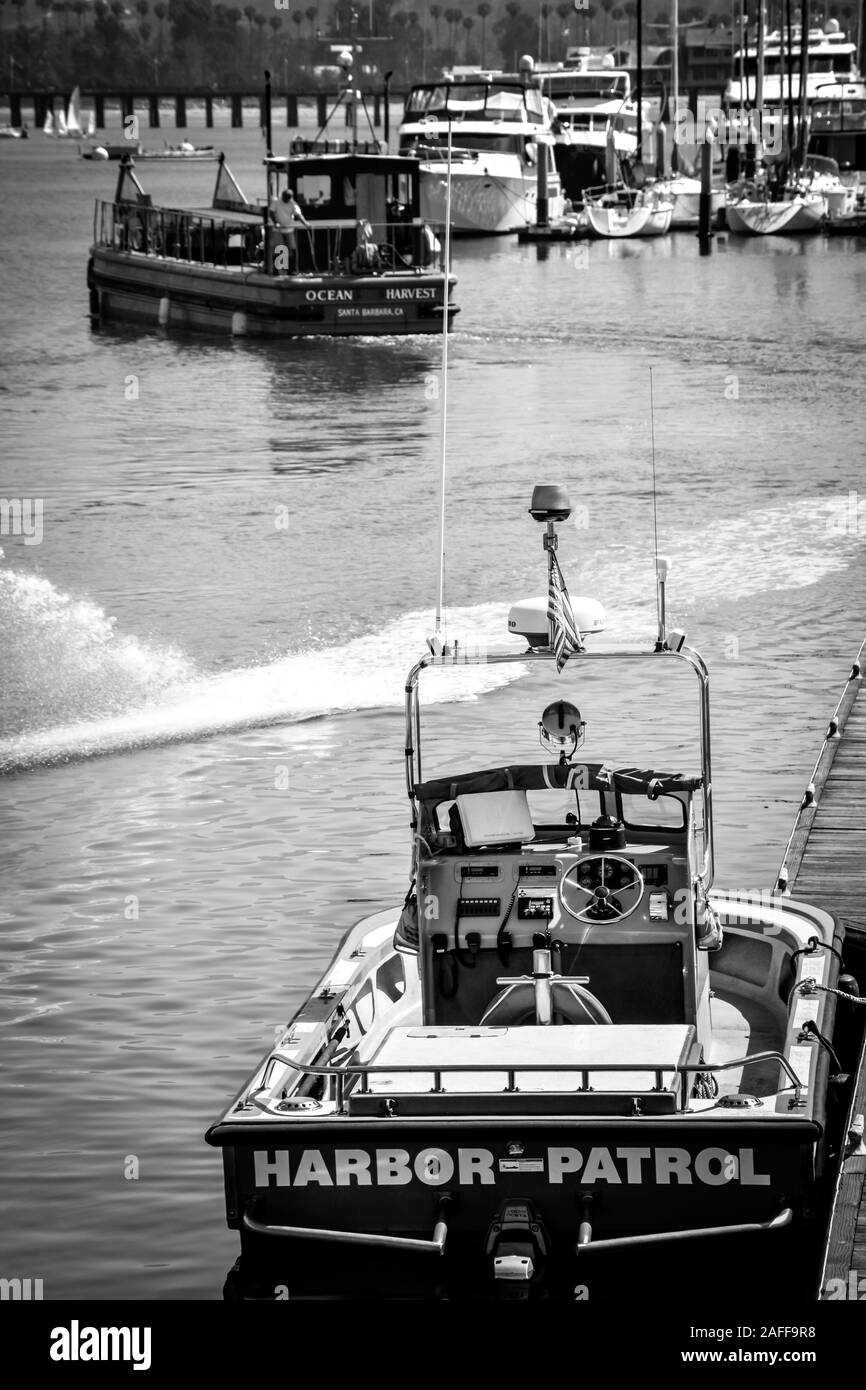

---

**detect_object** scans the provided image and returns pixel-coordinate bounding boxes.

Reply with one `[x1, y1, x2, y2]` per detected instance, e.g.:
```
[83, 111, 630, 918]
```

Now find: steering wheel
[559, 853, 645, 923]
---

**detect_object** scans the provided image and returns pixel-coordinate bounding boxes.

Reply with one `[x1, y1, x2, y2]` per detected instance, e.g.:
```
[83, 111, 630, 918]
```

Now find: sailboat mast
[797, 0, 810, 165]
[671, 0, 678, 130]
[756, 2, 765, 116]
[786, 0, 795, 153]
[433, 114, 453, 644]
[635, 0, 642, 163]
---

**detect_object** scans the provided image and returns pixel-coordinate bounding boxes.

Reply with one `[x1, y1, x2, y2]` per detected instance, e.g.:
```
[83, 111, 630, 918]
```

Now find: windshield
[414, 658, 704, 786]
[545, 74, 628, 101]
[405, 83, 544, 123]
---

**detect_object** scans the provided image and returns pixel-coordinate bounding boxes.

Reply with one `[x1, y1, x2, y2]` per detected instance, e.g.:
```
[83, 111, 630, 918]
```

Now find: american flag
[548, 553, 585, 672]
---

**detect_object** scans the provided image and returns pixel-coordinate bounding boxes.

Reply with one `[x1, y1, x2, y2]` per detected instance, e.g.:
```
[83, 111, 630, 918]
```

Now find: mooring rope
[797, 978, 866, 1005]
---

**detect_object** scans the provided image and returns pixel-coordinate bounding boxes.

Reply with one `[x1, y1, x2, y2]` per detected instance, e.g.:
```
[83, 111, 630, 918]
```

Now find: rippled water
[1, 127, 865, 1298]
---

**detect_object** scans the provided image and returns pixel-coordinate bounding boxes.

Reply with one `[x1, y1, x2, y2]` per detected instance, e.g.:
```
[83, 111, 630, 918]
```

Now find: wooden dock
[778, 639, 866, 1300]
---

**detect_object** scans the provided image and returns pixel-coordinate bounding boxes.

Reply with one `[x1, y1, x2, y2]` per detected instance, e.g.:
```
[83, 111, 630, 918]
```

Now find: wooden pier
[777, 639, 866, 1300]
[4, 88, 391, 133]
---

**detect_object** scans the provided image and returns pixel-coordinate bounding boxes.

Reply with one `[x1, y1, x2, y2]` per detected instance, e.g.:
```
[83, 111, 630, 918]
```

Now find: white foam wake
[0, 601, 523, 772]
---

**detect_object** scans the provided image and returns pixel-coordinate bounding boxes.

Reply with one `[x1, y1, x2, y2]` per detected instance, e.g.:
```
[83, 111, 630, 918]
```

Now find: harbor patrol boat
[207, 486, 853, 1299]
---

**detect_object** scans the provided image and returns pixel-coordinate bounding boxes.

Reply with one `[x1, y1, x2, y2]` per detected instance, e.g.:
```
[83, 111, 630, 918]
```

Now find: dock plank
[795, 643, 866, 1299]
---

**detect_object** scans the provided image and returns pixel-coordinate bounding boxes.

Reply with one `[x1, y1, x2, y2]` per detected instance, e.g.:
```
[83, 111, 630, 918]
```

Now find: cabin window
[526, 788, 600, 829]
[295, 174, 332, 210]
[619, 793, 686, 832]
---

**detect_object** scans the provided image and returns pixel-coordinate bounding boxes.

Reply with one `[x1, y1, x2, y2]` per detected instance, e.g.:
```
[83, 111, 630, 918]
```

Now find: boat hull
[653, 179, 726, 229]
[89, 247, 456, 338]
[210, 1118, 818, 1299]
[585, 202, 673, 238]
[420, 163, 563, 235]
[725, 194, 825, 235]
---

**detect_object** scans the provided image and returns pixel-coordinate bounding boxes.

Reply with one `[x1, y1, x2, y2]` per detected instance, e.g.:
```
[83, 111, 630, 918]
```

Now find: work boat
[87, 147, 456, 338]
[397, 73, 564, 235]
[207, 487, 853, 1301]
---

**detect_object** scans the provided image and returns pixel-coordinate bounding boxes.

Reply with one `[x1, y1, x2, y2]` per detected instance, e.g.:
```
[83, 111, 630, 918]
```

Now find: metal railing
[94, 200, 446, 277]
[246, 1048, 805, 1117]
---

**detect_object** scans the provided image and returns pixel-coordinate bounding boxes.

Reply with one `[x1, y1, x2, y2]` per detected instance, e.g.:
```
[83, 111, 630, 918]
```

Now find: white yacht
[397, 73, 564, 235]
[723, 20, 863, 128]
[540, 52, 644, 203]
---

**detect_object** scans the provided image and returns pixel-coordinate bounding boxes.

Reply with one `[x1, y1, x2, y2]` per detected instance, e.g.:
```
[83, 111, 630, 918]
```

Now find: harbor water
[1, 128, 865, 1298]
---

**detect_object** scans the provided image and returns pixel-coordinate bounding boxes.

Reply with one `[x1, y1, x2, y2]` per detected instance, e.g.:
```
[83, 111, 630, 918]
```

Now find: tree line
[2, 1, 855, 92]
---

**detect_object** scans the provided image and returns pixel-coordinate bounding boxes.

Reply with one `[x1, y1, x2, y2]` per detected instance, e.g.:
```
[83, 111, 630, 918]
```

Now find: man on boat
[270, 189, 310, 272]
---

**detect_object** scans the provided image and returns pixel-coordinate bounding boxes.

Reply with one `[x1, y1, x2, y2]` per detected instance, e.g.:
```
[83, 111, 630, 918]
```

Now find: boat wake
[0, 564, 522, 773]
[1, 492, 860, 773]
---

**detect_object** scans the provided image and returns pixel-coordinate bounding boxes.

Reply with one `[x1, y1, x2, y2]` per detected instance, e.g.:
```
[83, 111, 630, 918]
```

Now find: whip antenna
[432, 112, 453, 653]
[649, 367, 669, 650]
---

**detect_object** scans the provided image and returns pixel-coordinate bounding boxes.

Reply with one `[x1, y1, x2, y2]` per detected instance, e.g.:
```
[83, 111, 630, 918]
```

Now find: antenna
[432, 107, 453, 653]
[649, 367, 669, 651]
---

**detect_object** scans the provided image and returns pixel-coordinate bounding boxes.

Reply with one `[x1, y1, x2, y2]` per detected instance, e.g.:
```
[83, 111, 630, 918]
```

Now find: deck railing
[246, 1049, 805, 1117]
[94, 200, 445, 276]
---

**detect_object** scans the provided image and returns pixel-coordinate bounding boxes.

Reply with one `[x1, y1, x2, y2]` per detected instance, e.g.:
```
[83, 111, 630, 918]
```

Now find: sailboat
[65, 86, 83, 137]
[582, 126, 673, 238]
[45, 88, 88, 139]
[725, 10, 826, 236]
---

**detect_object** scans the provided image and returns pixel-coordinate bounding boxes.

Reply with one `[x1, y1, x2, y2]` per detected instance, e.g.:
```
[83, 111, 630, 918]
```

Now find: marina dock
[776, 640, 866, 1299]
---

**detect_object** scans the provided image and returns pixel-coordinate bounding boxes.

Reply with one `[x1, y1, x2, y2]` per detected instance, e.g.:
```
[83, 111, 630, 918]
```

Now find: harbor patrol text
[254, 1145, 772, 1188]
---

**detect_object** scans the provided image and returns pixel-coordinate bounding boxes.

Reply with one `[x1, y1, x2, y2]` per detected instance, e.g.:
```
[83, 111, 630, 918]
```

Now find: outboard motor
[485, 1199, 549, 1296]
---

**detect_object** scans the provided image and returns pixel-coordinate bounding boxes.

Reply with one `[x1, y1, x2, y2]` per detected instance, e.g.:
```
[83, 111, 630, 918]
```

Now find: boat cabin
[266, 152, 440, 272]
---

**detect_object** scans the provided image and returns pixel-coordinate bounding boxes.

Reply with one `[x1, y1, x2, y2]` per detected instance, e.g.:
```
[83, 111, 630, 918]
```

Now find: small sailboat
[65, 86, 83, 138]
[43, 110, 54, 137]
[85, 109, 96, 139]
[583, 184, 674, 238]
[725, 188, 825, 235]
[582, 124, 672, 239]
[56, 108, 68, 137]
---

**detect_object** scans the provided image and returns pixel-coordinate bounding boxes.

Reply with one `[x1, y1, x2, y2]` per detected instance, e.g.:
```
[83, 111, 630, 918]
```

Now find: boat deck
[784, 640, 866, 1299]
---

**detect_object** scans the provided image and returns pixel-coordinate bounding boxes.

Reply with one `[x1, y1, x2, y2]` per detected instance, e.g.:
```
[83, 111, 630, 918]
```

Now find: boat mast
[433, 104, 453, 649]
[635, 0, 642, 165]
[797, 0, 811, 166]
[756, 1, 765, 117]
[786, 0, 795, 154]
[671, 0, 678, 133]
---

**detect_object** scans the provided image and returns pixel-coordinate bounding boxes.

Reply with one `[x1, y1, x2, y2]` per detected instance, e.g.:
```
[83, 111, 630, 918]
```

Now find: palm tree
[462, 12, 474, 57]
[269, 12, 282, 37]
[152, 0, 166, 52]
[430, 3, 442, 46]
[445, 6, 461, 52]
[73, 0, 87, 35]
[476, 1, 491, 64]
[243, 1, 256, 60]
[305, 4, 316, 38]
[136, 0, 148, 17]
[556, 0, 571, 53]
